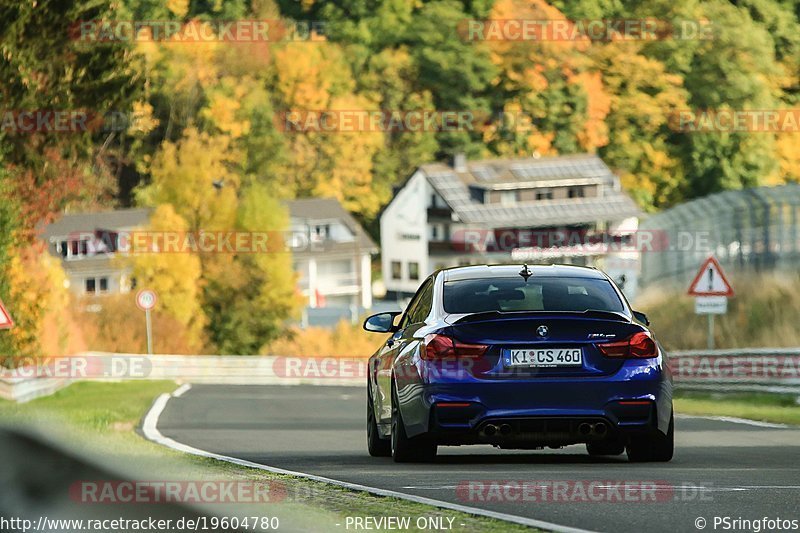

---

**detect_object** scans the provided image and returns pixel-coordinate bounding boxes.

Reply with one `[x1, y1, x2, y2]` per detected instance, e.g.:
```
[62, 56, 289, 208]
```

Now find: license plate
[502, 348, 583, 368]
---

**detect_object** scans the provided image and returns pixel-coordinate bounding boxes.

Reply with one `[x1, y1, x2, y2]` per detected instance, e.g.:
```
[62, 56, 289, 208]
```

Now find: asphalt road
[155, 385, 800, 533]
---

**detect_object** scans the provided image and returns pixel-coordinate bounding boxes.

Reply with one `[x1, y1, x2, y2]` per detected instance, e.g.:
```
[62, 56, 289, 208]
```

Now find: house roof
[287, 197, 377, 254]
[418, 154, 642, 228]
[41, 208, 152, 241]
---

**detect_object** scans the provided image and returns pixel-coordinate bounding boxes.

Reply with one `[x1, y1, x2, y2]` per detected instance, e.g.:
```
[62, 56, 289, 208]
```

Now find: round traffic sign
[136, 289, 158, 311]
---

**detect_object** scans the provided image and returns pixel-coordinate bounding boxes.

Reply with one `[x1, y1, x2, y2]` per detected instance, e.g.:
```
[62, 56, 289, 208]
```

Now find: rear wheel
[586, 439, 625, 456]
[626, 411, 674, 462]
[367, 385, 391, 457]
[391, 386, 436, 463]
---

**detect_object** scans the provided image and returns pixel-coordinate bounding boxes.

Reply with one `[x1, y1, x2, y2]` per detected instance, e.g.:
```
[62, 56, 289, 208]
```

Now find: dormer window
[568, 186, 585, 198]
[314, 224, 330, 239]
[536, 189, 554, 200]
[500, 190, 519, 206]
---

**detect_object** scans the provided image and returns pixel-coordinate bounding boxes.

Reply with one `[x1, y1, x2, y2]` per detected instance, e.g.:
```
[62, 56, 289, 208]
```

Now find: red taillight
[597, 332, 657, 359]
[422, 334, 488, 361]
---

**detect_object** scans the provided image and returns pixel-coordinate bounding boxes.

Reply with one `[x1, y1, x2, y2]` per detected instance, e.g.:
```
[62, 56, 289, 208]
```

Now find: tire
[367, 385, 391, 457]
[586, 439, 625, 456]
[391, 386, 437, 463]
[626, 411, 674, 463]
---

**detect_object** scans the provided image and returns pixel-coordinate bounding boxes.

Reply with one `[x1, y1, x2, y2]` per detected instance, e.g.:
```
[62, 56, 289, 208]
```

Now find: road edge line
[676, 413, 789, 428]
[141, 387, 595, 533]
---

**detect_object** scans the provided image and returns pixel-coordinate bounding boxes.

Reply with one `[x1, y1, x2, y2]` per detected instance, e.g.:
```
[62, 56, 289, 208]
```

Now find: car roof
[440, 264, 609, 282]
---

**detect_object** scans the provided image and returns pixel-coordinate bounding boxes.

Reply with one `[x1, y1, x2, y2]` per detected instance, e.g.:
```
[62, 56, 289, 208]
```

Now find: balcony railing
[297, 272, 360, 292]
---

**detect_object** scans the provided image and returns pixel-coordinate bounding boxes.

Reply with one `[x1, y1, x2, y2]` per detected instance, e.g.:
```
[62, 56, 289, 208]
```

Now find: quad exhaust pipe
[578, 422, 608, 437]
[483, 421, 608, 438]
[482, 423, 512, 437]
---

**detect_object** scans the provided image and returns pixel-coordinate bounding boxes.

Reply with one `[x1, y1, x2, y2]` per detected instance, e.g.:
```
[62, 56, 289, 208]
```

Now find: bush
[78, 294, 207, 355]
[638, 272, 800, 350]
[263, 320, 382, 358]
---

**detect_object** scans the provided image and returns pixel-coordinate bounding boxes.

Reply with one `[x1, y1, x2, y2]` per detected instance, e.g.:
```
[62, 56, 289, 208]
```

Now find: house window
[536, 189, 554, 200]
[314, 225, 329, 239]
[500, 190, 519, 206]
[99, 277, 109, 292]
[85, 278, 96, 293]
[408, 261, 420, 281]
[568, 187, 585, 198]
[430, 194, 437, 208]
[391, 261, 402, 280]
[431, 225, 439, 240]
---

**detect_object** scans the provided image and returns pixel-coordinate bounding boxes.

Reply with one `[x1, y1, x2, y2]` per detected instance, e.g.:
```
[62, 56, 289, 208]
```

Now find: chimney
[451, 153, 467, 173]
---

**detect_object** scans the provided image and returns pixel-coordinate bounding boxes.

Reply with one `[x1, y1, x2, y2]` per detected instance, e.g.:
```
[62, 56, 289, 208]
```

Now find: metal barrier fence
[639, 184, 800, 288]
[2, 349, 799, 403]
[669, 348, 800, 394]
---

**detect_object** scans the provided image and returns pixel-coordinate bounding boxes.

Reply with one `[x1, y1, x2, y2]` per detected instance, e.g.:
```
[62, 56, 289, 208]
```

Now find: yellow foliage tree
[137, 127, 240, 231]
[125, 204, 207, 351]
[4, 245, 73, 361]
[272, 42, 385, 218]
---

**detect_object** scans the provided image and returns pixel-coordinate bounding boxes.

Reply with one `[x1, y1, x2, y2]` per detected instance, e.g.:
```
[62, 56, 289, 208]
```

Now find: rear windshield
[443, 276, 625, 314]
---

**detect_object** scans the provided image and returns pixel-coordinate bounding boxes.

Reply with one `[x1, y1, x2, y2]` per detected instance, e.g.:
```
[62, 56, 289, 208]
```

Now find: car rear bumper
[396, 360, 672, 444]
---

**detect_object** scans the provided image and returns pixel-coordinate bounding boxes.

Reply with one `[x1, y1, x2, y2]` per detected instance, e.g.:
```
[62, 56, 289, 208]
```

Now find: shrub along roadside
[637, 273, 800, 351]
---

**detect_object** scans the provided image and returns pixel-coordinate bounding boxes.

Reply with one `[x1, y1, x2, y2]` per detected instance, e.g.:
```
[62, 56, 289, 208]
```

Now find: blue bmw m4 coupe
[364, 264, 673, 463]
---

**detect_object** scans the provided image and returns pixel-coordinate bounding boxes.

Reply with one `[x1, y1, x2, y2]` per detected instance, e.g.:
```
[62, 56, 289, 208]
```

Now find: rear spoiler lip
[446, 309, 632, 325]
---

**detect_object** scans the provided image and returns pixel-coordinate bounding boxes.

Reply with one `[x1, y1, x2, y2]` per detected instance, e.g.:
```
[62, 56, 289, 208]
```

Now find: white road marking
[402, 484, 800, 492]
[172, 383, 192, 398]
[141, 386, 595, 533]
[676, 414, 789, 428]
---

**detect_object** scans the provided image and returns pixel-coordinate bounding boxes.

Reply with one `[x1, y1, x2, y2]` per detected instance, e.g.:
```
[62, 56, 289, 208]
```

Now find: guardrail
[2, 349, 799, 402]
[0, 353, 367, 402]
[669, 348, 800, 394]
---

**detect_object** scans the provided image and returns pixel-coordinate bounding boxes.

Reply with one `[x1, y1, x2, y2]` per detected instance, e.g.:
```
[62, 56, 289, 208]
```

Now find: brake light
[422, 334, 488, 361]
[596, 332, 657, 359]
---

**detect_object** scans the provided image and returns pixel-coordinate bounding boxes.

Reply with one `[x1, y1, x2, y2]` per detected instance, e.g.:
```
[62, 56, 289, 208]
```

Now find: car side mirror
[633, 310, 650, 326]
[363, 312, 401, 333]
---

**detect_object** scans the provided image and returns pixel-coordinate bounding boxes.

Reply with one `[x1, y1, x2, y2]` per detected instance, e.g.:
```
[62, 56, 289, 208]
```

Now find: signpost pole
[145, 308, 153, 356]
[707, 314, 714, 350]
[136, 289, 157, 355]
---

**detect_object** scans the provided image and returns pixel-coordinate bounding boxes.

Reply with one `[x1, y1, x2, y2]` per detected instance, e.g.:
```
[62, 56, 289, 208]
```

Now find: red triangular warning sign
[0, 298, 13, 330]
[688, 256, 734, 297]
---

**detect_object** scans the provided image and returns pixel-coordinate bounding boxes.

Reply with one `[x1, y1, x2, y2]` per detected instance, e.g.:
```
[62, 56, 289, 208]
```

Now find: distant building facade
[40, 198, 378, 317]
[380, 154, 643, 300]
[41, 208, 151, 295]
[287, 198, 377, 312]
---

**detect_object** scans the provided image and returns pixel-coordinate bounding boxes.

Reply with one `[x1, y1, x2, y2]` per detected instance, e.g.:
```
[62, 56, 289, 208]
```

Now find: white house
[40, 199, 379, 315]
[288, 198, 377, 311]
[41, 208, 151, 295]
[380, 154, 643, 300]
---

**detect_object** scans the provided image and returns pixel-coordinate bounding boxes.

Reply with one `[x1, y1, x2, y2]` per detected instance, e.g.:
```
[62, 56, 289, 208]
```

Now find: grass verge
[675, 390, 800, 426]
[0, 381, 533, 533]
